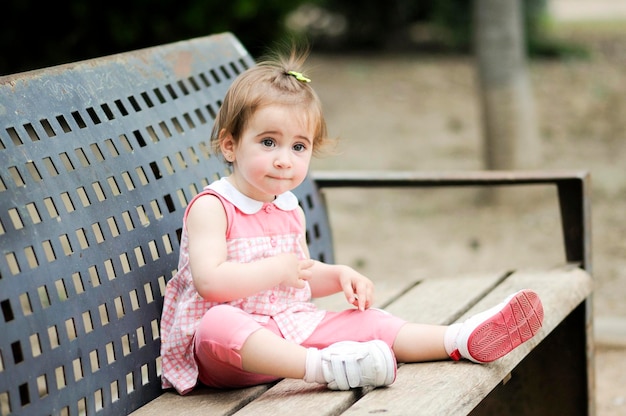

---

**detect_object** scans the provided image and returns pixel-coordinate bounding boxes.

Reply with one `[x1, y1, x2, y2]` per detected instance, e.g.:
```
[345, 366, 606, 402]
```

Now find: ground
[306, 13, 626, 416]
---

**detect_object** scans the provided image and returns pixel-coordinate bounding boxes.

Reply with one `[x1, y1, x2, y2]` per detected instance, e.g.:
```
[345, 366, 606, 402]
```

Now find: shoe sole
[465, 289, 544, 363]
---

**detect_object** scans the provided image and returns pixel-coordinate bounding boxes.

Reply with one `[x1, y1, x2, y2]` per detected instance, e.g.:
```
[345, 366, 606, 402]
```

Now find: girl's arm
[307, 261, 375, 311]
[298, 210, 374, 311]
[187, 195, 312, 302]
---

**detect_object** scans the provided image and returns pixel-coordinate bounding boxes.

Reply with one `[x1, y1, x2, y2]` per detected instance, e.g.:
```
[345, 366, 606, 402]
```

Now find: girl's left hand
[338, 267, 374, 311]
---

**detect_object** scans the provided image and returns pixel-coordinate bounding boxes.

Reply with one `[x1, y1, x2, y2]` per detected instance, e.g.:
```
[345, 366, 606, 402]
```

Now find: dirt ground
[305, 17, 626, 416]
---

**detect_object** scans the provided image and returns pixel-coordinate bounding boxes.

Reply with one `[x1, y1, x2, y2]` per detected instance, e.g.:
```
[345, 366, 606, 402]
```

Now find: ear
[219, 129, 236, 162]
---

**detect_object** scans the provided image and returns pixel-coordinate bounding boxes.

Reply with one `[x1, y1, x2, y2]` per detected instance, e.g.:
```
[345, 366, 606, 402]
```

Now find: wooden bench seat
[0, 32, 594, 415]
[132, 266, 591, 416]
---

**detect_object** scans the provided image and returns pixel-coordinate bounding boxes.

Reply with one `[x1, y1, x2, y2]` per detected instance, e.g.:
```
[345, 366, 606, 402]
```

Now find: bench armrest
[311, 170, 592, 272]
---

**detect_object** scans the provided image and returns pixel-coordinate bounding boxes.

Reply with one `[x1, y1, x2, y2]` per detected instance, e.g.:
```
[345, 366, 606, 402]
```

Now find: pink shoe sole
[466, 289, 544, 363]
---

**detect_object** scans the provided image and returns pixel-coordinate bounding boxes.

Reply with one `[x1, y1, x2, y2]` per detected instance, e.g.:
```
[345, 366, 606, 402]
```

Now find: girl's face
[221, 104, 314, 202]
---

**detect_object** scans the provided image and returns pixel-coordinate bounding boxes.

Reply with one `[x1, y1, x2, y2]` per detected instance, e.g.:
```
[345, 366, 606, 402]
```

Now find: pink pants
[194, 304, 406, 388]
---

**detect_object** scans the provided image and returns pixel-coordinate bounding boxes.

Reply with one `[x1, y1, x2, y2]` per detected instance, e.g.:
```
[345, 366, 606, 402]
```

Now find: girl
[159, 48, 544, 394]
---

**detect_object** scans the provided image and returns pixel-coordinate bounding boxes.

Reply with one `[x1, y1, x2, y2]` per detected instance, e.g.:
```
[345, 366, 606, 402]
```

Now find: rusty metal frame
[312, 169, 592, 273]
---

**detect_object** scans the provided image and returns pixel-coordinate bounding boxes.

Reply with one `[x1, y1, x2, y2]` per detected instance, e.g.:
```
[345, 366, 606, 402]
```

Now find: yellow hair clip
[286, 70, 311, 83]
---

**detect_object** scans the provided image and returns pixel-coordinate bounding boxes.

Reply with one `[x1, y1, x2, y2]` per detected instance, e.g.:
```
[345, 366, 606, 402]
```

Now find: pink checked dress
[160, 178, 326, 394]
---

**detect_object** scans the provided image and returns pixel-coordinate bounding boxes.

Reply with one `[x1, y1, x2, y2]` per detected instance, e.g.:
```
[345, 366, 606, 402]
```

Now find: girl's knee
[196, 305, 261, 349]
[203, 303, 242, 320]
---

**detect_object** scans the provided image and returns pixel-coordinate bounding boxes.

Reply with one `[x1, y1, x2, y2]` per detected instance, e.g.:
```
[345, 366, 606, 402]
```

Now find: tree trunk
[473, 0, 541, 172]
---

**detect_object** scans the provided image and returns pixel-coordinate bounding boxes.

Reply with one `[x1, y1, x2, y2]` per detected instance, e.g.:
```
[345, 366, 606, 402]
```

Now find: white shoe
[450, 289, 544, 363]
[320, 340, 397, 390]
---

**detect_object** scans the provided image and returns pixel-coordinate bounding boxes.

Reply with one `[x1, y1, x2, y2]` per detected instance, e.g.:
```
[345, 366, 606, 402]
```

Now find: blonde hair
[210, 46, 333, 160]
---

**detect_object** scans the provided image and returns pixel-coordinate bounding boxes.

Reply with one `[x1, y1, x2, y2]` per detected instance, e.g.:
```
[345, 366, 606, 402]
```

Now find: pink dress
[160, 178, 326, 394]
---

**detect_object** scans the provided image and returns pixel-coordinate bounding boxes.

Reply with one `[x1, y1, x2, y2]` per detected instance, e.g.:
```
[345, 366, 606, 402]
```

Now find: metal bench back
[0, 33, 333, 415]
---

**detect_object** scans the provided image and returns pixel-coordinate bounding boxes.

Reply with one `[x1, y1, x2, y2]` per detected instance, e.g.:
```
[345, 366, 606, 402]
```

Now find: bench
[0, 32, 594, 415]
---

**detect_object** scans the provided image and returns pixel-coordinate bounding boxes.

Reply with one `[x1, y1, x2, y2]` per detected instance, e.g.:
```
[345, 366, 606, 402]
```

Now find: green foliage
[1, 0, 308, 75]
[308, 0, 587, 58]
[2, 0, 587, 75]
[429, 0, 550, 52]
[305, 0, 431, 49]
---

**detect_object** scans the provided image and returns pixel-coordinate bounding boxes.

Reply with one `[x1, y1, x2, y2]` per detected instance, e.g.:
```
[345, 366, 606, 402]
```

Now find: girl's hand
[276, 253, 314, 289]
[338, 268, 374, 311]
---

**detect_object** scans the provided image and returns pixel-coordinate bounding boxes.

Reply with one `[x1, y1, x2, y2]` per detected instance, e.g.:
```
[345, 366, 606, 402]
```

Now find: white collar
[206, 177, 299, 214]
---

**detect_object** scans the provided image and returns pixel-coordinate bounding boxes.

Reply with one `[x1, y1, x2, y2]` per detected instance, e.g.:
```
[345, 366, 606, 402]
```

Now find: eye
[261, 138, 275, 147]
[293, 143, 307, 152]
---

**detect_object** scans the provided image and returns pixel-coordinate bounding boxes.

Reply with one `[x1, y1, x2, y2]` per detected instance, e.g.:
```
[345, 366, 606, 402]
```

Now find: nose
[274, 150, 292, 169]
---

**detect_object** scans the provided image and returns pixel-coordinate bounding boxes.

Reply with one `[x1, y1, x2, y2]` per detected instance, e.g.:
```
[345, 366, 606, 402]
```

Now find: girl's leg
[235, 323, 397, 391]
[239, 327, 307, 378]
[302, 308, 407, 349]
[393, 289, 544, 364]
[303, 308, 448, 363]
[392, 323, 449, 362]
[196, 305, 395, 391]
[195, 304, 304, 388]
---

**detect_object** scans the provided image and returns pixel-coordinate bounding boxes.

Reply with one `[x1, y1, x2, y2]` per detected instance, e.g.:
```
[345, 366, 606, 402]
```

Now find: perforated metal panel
[0, 33, 334, 415]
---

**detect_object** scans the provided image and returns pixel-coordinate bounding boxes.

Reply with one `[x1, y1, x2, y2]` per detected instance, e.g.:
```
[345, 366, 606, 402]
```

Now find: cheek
[243, 153, 272, 175]
[294, 155, 312, 176]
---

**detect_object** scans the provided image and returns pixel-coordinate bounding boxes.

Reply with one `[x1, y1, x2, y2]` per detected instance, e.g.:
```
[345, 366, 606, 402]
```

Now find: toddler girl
[159, 48, 544, 394]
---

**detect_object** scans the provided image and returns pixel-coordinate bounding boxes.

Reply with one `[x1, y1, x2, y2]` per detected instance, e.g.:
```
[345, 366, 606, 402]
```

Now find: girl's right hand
[276, 253, 314, 289]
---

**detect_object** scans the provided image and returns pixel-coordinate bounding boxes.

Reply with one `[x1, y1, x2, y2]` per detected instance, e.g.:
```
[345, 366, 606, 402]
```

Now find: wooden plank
[315, 270, 508, 316]
[232, 380, 360, 416]
[129, 385, 269, 416]
[384, 271, 508, 323]
[341, 266, 592, 415]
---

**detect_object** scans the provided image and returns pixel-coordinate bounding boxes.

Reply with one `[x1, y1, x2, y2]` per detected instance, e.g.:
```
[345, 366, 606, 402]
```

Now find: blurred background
[1, 0, 585, 75]
[2, 1, 625, 414]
